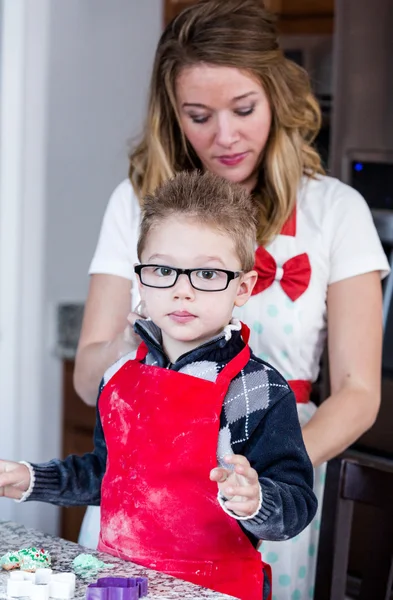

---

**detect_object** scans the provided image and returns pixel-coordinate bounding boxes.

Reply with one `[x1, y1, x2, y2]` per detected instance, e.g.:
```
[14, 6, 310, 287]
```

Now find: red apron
[287, 380, 311, 404]
[98, 323, 269, 600]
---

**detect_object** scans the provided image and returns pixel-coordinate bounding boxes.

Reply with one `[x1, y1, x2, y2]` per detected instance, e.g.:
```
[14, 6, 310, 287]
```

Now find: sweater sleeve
[239, 390, 317, 543]
[27, 403, 107, 507]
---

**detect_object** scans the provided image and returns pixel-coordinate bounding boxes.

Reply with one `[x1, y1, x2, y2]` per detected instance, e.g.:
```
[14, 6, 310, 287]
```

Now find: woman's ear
[234, 270, 258, 307]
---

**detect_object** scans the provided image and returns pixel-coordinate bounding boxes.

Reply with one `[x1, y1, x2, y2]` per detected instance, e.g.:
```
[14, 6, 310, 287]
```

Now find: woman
[74, 0, 389, 597]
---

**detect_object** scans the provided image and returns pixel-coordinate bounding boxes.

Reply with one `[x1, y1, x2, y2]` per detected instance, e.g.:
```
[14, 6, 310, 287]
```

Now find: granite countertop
[0, 522, 235, 600]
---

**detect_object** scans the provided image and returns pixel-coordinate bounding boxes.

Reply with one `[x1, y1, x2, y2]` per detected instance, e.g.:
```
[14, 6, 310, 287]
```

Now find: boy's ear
[137, 277, 145, 298]
[134, 263, 145, 298]
[234, 270, 258, 307]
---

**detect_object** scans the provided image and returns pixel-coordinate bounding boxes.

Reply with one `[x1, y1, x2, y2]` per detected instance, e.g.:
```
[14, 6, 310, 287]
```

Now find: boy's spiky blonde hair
[137, 171, 257, 271]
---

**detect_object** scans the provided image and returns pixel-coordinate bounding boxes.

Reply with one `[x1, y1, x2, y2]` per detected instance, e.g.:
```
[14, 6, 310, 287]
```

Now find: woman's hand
[210, 454, 261, 517]
[0, 460, 31, 500]
[123, 314, 141, 345]
[74, 275, 144, 406]
[124, 302, 147, 344]
[126, 302, 147, 333]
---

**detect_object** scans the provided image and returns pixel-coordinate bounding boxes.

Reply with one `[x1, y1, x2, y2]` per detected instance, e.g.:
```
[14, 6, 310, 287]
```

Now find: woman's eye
[155, 267, 174, 277]
[197, 270, 218, 280]
[189, 114, 210, 124]
[235, 106, 255, 117]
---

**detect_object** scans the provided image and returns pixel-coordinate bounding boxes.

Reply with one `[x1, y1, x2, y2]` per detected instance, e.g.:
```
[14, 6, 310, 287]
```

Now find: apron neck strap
[135, 322, 251, 384]
[136, 341, 149, 362]
[239, 322, 250, 344]
[216, 322, 251, 386]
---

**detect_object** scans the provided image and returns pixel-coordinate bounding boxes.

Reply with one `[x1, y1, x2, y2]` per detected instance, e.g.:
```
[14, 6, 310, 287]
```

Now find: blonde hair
[138, 170, 257, 272]
[130, 0, 324, 246]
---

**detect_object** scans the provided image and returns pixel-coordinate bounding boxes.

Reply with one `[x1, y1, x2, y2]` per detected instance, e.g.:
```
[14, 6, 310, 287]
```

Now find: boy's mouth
[168, 311, 197, 324]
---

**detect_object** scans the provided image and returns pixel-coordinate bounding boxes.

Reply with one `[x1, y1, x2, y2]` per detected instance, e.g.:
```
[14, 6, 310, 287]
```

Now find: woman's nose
[215, 113, 239, 148]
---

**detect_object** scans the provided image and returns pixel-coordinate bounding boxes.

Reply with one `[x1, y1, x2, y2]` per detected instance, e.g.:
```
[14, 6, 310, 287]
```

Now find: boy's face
[137, 216, 257, 362]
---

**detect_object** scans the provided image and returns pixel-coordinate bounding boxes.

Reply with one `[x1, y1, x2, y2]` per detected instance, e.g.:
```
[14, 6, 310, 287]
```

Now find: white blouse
[89, 175, 389, 383]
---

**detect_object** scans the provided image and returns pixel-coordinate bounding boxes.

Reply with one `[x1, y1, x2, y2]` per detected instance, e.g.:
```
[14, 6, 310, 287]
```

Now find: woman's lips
[217, 152, 248, 167]
[169, 311, 196, 324]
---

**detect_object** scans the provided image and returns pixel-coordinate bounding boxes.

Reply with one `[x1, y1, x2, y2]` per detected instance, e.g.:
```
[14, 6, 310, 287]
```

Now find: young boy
[0, 172, 316, 600]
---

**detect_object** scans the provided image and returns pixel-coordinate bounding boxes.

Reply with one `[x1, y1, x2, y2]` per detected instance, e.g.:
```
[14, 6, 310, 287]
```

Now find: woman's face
[176, 64, 272, 192]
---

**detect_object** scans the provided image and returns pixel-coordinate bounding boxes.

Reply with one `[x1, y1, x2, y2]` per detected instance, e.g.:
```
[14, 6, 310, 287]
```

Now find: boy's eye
[196, 270, 218, 280]
[155, 266, 175, 277]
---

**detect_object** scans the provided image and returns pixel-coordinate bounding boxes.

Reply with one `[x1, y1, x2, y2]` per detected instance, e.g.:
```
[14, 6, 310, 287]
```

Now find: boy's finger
[0, 465, 28, 489]
[223, 460, 258, 484]
[0, 485, 23, 500]
[0, 459, 12, 474]
[0, 471, 21, 489]
[229, 458, 258, 483]
[223, 484, 260, 499]
[234, 465, 259, 484]
[224, 499, 259, 517]
[223, 454, 250, 469]
[210, 467, 230, 483]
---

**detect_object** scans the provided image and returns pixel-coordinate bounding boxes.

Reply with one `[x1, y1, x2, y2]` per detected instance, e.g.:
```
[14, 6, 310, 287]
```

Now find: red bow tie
[252, 246, 311, 301]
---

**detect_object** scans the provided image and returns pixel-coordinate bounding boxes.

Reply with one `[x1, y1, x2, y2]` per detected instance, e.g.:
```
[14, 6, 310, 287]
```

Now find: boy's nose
[172, 273, 195, 299]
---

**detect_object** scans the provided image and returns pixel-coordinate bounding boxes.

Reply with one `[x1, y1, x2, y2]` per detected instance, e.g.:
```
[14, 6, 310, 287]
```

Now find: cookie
[19, 548, 51, 572]
[0, 548, 51, 572]
[0, 551, 21, 570]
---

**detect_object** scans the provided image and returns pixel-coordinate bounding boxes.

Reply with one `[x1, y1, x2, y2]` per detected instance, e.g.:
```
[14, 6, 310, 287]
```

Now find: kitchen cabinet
[274, 0, 334, 34]
[164, 0, 334, 34]
[164, 0, 196, 26]
[60, 360, 96, 542]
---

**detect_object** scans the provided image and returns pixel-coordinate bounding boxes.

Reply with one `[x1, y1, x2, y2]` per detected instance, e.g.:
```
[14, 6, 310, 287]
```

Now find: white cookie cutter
[7, 570, 76, 599]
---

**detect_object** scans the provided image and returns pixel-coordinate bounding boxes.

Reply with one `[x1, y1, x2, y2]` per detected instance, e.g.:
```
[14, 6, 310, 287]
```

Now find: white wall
[46, 0, 162, 301]
[0, 0, 51, 528]
[0, 0, 161, 534]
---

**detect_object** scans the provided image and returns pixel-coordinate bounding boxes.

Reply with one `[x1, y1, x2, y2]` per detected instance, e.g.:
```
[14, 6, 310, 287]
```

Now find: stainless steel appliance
[328, 2, 393, 591]
[280, 33, 333, 166]
[330, 0, 393, 395]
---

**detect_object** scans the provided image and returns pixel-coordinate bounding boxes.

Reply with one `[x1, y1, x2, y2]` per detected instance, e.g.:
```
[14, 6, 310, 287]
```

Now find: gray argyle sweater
[27, 319, 317, 548]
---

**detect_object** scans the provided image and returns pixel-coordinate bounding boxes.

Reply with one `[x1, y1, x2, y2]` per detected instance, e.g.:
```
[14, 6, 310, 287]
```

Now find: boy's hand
[0, 460, 31, 500]
[210, 454, 261, 518]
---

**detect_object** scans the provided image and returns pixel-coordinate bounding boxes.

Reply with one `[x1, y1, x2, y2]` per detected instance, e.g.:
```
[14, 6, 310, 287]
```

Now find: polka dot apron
[234, 206, 326, 600]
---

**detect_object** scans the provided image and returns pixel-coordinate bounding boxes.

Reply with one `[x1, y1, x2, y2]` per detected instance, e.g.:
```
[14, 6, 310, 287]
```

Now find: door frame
[0, 0, 53, 528]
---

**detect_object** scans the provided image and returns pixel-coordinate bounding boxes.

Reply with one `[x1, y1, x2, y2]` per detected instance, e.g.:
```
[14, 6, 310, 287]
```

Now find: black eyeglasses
[134, 264, 242, 292]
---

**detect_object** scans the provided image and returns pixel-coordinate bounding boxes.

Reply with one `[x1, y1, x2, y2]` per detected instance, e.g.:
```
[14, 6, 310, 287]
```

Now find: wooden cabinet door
[164, 0, 333, 34]
[164, 0, 281, 26]
[61, 360, 96, 542]
[276, 0, 334, 34]
[164, 0, 198, 26]
[60, 428, 95, 543]
[278, 0, 333, 16]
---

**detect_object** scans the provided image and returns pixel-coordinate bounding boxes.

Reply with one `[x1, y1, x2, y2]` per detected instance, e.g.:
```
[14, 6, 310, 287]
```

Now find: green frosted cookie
[0, 551, 20, 570]
[0, 548, 51, 572]
[19, 548, 51, 571]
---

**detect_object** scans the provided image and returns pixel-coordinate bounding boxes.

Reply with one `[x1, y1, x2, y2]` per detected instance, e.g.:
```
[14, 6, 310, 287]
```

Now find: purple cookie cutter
[86, 577, 148, 600]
